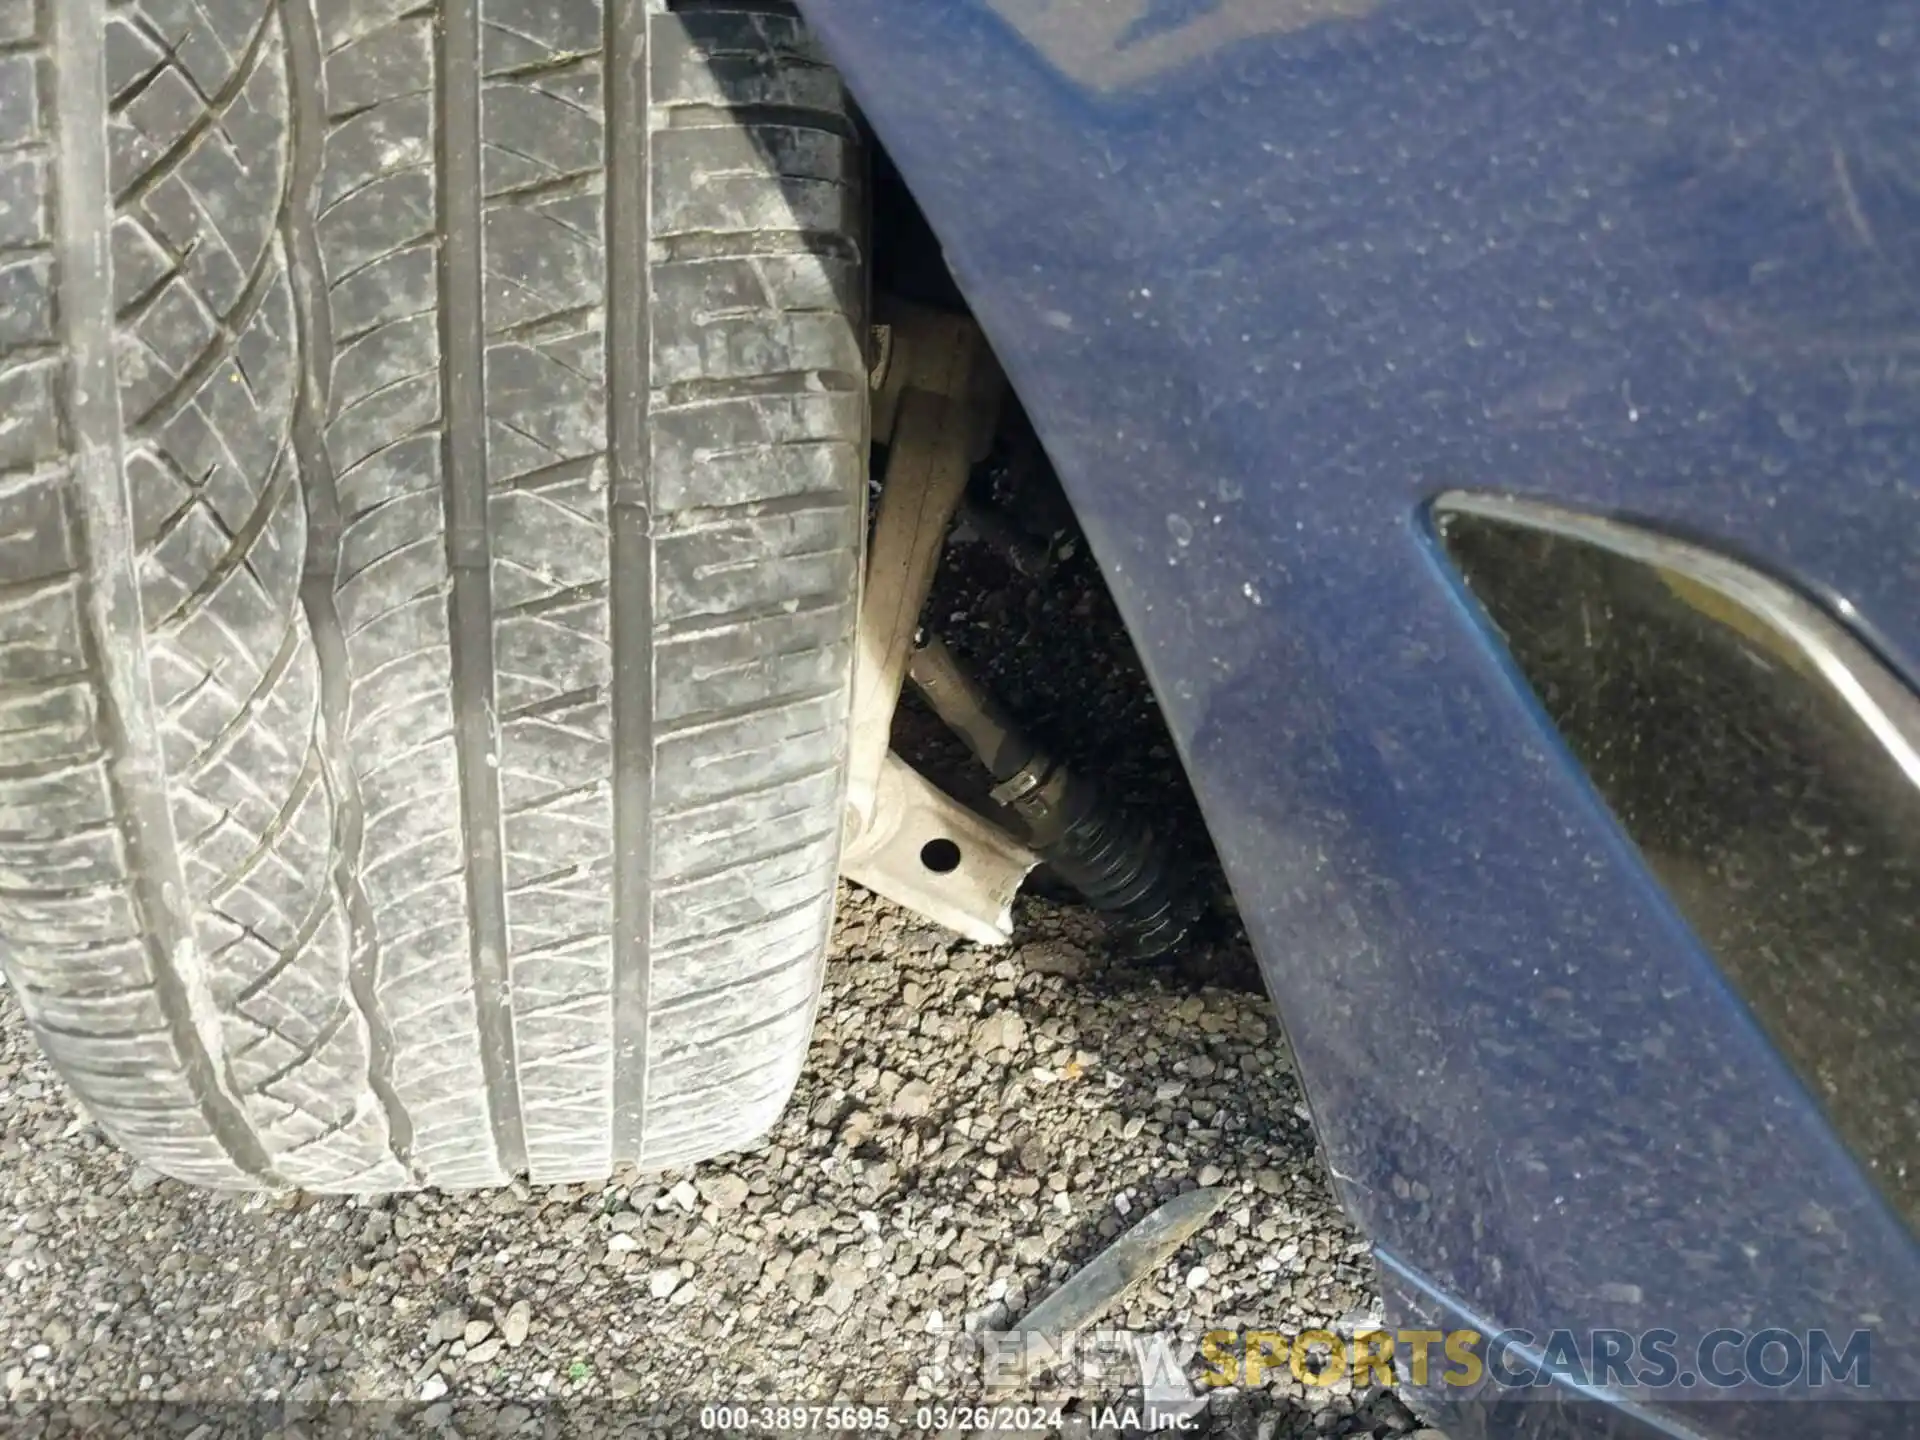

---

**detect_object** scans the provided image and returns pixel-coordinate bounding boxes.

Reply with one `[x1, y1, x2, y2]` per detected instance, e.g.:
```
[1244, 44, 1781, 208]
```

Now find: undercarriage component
[842, 299, 1192, 954]
[846, 299, 1003, 839]
[908, 633, 1197, 960]
[954, 497, 1054, 579]
[846, 753, 1037, 946]
[841, 301, 1038, 942]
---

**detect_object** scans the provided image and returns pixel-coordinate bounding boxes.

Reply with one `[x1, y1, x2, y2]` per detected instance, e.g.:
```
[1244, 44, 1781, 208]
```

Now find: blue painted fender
[799, 0, 1920, 1429]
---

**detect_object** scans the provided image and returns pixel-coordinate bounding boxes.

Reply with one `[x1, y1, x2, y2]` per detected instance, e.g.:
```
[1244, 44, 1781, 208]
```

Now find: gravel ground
[0, 885, 1438, 1438]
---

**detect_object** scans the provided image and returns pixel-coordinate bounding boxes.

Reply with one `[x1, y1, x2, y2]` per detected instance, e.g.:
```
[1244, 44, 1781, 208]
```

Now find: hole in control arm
[919, 838, 963, 874]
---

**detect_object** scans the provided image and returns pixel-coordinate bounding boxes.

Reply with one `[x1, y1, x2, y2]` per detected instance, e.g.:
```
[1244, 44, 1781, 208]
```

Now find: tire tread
[0, 0, 860, 1190]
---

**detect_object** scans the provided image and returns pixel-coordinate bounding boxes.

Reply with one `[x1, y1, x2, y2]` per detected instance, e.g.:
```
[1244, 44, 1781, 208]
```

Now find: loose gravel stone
[701, 1174, 751, 1213]
[428, 1307, 467, 1346]
[973, 1009, 1029, 1057]
[501, 1300, 532, 1349]
[890, 1080, 936, 1119]
[647, 1269, 682, 1301]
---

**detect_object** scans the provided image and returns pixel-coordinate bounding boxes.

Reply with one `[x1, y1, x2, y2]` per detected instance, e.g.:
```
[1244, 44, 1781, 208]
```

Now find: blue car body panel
[796, 0, 1920, 1430]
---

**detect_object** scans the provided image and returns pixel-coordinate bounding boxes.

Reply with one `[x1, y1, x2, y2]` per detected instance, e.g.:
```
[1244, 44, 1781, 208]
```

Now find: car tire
[0, 0, 864, 1189]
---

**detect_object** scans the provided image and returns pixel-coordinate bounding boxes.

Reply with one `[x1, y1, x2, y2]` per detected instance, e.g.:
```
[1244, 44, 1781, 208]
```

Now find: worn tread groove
[654, 593, 848, 642]
[480, 170, 604, 207]
[283, 0, 418, 1185]
[653, 761, 837, 820]
[510, 861, 590, 891]
[313, 187, 433, 254]
[485, 52, 601, 83]
[651, 892, 828, 958]
[0, 875, 126, 904]
[501, 686, 604, 723]
[333, 304, 442, 352]
[0, 570, 83, 615]
[496, 580, 609, 618]
[692, 543, 847, 577]
[332, 426, 444, 495]
[658, 368, 862, 409]
[19, 978, 155, 1003]
[502, 778, 604, 818]
[513, 929, 604, 961]
[646, 1063, 796, 1110]
[660, 102, 854, 143]
[655, 490, 850, 535]
[651, 947, 816, 1014]
[651, 683, 843, 741]
[651, 228, 860, 265]
[652, 990, 815, 1063]
[653, 826, 834, 892]
[0, 752, 116, 788]
[113, 258, 187, 327]
[439, 0, 526, 1178]
[28, 1019, 173, 1042]
[495, 455, 603, 495]
[606, 0, 654, 1166]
